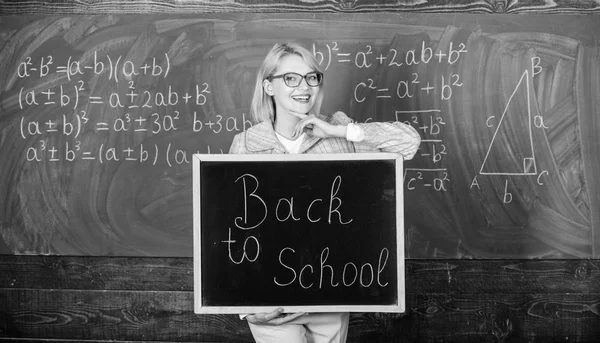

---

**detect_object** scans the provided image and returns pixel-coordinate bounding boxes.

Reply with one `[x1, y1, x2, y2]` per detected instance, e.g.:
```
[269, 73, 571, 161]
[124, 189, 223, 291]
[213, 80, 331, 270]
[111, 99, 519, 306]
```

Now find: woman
[229, 42, 420, 343]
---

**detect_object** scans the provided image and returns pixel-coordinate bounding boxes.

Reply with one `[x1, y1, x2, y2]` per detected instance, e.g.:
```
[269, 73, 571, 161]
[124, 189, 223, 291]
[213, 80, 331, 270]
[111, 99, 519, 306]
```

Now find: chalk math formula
[16, 38, 468, 192]
[313, 40, 468, 193]
[15, 50, 255, 166]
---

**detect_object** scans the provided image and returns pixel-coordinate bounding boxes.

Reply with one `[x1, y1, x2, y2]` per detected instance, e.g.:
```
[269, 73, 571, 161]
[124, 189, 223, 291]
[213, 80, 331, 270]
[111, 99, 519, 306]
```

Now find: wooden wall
[1, 0, 600, 342]
[0, 0, 599, 14]
[1, 255, 600, 342]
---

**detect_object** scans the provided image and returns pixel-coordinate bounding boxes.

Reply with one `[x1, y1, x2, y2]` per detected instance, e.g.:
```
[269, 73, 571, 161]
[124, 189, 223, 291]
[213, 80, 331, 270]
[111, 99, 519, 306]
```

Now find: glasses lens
[306, 72, 322, 86]
[283, 73, 302, 87]
[275, 72, 322, 87]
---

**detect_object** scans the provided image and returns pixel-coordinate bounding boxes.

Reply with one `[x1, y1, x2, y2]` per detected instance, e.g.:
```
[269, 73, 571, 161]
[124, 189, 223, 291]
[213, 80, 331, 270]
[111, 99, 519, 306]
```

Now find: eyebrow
[279, 71, 316, 74]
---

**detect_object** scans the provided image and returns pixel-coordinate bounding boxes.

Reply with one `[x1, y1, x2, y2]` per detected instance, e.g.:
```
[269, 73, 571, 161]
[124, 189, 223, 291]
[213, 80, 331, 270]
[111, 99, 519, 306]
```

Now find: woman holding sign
[229, 42, 420, 343]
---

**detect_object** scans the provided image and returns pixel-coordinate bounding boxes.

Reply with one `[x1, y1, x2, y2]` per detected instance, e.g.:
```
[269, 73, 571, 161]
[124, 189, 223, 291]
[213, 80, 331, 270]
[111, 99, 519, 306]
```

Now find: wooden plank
[0, 0, 599, 15]
[0, 289, 251, 342]
[0, 256, 193, 291]
[1, 289, 599, 342]
[2, 256, 600, 294]
[0, 339, 223, 343]
[1, 257, 600, 341]
[408, 259, 600, 294]
[0, 340, 218, 343]
[0, 342, 226, 343]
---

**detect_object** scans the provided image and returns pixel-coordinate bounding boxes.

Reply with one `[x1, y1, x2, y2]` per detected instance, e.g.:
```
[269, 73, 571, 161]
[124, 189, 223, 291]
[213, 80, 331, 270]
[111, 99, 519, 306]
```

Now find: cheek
[311, 88, 322, 104]
[272, 84, 292, 99]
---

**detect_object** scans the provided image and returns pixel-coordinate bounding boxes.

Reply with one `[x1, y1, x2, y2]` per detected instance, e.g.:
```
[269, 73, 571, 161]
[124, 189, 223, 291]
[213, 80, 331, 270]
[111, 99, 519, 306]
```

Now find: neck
[274, 111, 301, 140]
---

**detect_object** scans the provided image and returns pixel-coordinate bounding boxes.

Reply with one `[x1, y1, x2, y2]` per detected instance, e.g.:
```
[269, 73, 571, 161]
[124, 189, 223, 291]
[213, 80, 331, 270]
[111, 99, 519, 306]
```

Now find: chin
[294, 104, 315, 114]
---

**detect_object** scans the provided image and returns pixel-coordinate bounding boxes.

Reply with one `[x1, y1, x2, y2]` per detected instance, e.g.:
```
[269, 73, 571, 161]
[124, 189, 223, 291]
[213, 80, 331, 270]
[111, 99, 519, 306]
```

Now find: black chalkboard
[192, 154, 404, 313]
[1, 13, 599, 258]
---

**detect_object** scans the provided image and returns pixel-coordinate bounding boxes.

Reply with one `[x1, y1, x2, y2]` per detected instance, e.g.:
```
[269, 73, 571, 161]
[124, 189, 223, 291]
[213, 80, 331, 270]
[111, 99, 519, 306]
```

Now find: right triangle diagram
[480, 70, 537, 176]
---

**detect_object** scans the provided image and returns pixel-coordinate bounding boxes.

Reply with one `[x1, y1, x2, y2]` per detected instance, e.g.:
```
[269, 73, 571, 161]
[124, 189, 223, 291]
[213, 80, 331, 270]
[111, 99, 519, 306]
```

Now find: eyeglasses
[268, 72, 323, 87]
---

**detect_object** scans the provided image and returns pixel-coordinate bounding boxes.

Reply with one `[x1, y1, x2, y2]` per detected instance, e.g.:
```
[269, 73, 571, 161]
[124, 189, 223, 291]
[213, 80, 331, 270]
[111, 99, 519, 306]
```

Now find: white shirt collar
[274, 132, 306, 154]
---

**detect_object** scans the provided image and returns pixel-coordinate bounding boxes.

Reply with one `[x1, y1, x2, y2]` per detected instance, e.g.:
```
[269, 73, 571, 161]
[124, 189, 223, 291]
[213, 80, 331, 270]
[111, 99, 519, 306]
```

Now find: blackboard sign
[192, 153, 405, 313]
[1, 13, 599, 259]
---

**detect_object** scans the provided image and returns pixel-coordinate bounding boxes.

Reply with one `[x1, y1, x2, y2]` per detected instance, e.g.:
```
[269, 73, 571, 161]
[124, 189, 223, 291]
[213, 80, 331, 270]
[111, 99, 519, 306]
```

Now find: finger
[294, 118, 315, 137]
[303, 127, 314, 137]
[292, 120, 305, 137]
[294, 122, 312, 138]
[246, 308, 283, 324]
[263, 308, 284, 321]
[269, 312, 307, 325]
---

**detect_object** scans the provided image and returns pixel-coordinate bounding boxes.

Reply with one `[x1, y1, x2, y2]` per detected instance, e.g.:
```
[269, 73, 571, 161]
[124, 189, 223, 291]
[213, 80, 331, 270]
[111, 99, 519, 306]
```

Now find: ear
[263, 79, 274, 96]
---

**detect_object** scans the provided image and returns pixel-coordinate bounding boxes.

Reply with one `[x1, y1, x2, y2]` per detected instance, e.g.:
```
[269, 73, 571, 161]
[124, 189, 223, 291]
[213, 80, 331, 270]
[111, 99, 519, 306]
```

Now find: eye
[284, 74, 300, 83]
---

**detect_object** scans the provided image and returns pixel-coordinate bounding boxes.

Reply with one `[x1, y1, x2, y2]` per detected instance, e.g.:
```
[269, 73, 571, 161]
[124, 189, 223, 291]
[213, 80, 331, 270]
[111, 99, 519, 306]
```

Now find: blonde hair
[250, 42, 325, 123]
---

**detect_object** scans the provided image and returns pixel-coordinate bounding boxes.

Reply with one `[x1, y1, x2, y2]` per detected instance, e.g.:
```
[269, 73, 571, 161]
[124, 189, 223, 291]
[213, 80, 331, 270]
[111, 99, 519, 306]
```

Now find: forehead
[276, 54, 313, 74]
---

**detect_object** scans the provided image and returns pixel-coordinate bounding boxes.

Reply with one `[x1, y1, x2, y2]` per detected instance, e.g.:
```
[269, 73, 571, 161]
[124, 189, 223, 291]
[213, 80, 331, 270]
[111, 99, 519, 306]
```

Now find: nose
[297, 77, 310, 89]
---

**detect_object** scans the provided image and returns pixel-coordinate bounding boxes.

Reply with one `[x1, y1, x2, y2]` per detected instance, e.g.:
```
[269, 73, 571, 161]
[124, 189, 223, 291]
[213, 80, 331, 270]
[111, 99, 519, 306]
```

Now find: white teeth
[292, 95, 310, 102]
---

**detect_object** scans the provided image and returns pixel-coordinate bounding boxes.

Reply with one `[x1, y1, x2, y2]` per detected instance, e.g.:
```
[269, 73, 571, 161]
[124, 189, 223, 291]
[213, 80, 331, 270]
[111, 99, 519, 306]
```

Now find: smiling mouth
[291, 95, 311, 103]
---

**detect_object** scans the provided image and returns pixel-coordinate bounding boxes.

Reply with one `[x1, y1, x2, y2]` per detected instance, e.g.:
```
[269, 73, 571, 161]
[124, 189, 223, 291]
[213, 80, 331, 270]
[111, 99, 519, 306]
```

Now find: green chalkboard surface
[0, 13, 599, 258]
[192, 154, 404, 313]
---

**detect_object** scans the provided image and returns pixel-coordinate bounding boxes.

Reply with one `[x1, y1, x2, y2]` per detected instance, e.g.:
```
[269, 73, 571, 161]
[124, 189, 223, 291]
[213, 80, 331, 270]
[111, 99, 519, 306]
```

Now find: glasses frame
[267, 71, 323, 87]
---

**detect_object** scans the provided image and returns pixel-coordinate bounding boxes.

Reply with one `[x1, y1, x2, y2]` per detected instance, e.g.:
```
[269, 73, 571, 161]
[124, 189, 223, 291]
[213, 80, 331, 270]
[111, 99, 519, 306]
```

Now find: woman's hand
[245, 308, 307, 326]
[290, 112, 346, 139]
